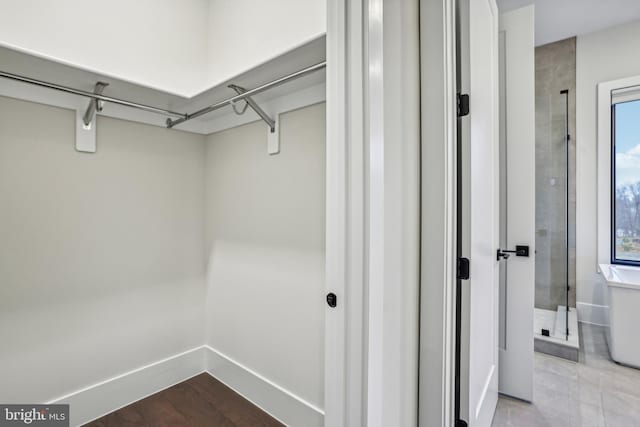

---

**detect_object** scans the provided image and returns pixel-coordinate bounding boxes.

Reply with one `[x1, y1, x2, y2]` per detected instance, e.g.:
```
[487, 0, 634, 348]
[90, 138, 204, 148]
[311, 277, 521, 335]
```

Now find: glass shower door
[535, 89, 572, 342]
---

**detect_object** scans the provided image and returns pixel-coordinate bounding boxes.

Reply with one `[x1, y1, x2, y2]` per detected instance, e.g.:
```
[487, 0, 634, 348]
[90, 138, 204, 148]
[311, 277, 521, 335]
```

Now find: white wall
[205, 0, 326, 90]
[0, 0, 326, 97]
[0, 0, 210, 96]
[0, 96, 207, 403]
[204, 104, 326, 410]
[576, 19, 640, 324]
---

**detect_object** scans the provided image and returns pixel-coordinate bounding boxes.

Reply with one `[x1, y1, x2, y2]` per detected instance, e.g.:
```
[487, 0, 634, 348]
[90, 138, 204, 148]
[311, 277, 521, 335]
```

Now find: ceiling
[497, 0, 640, 46]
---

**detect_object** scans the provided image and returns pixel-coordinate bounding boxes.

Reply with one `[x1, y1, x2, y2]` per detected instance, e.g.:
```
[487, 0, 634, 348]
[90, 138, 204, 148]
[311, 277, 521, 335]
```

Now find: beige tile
[601, 389, 640, 423]
[571, 403, 605, 427]
[493, 324, 640, 427]
[602, 410, 640, 427]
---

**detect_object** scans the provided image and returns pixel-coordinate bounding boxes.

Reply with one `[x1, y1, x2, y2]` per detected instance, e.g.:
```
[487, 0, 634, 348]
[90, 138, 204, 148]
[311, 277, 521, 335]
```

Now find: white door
[497, 5, 535, 401]
[462, 0, 500, 425]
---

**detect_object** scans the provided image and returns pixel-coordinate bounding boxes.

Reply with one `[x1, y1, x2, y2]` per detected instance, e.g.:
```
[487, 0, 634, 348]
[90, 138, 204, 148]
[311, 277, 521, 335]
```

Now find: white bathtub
[599, 264, 640, 368]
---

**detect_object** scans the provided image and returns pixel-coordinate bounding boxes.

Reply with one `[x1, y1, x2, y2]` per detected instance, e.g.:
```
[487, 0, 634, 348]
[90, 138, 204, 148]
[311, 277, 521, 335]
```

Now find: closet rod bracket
[82, 82, 109, 127]
[76, 82, 109, 154]
[165, 61, 326, 132]
[227, 84, 275, 132]
[228, 84, 279, 155]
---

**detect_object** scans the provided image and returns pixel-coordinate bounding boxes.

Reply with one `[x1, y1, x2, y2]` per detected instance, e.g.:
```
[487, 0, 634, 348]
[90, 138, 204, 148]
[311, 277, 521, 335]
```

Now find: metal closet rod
[0, 61, 327, 127]
[165, 61, 327, 128]
[0, 70, 187, 119]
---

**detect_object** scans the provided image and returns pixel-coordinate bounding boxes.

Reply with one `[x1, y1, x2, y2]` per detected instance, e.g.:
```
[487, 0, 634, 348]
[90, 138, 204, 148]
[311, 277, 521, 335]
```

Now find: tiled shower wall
[535, 37, 577, 310]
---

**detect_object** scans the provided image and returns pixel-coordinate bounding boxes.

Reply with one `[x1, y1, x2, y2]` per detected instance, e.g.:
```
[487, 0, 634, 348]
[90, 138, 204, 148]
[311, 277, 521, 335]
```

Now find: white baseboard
[204, 345, 324, 427]
[577, 302, 609, 326]
[47, 345, 323, 427]
[49, 347, 206, 426]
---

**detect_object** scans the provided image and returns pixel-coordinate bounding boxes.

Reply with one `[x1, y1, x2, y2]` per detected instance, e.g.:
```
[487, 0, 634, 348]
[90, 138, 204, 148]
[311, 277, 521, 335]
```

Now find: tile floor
[493, 323, 640, 426]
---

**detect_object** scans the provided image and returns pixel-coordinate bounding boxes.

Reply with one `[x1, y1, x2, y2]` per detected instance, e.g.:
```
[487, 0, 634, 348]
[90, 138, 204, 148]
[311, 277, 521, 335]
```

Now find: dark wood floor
[83, 373, 285, 427]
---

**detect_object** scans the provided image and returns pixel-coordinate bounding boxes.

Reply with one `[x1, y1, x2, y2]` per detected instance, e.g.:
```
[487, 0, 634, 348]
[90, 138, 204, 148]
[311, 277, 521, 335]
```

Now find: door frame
[326, 0, 421, 426]
[328, 0, 498, 425]
[419, 0, 459, 425]
[324, 0, 367, 425]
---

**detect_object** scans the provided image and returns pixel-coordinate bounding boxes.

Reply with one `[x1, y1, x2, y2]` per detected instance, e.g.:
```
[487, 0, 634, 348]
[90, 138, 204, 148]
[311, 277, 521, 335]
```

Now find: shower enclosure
[533, 37, 578, 359]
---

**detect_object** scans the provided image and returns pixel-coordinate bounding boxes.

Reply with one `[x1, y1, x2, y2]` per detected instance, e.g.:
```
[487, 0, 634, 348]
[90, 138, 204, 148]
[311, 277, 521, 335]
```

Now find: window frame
[597, 76, 640, 271]
[610, 97, 640, 266]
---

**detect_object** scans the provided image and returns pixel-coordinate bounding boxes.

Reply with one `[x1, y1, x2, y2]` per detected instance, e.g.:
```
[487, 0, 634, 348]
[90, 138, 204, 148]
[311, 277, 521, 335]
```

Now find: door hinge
[456, 420, 468, 427]
[457, 257, 470, 280]
[457, 93, 470, 117]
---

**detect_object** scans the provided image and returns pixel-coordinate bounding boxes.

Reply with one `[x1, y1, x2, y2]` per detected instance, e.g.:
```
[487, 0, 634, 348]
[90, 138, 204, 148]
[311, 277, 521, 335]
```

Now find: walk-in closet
[0, 1, 428, 426]
[0, 2, 327, 425]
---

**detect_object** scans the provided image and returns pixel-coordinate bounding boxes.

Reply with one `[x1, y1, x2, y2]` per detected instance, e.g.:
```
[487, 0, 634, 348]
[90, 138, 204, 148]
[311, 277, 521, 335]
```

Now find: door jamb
[419, 0, 459, 425]
[325, 0, 367, 426]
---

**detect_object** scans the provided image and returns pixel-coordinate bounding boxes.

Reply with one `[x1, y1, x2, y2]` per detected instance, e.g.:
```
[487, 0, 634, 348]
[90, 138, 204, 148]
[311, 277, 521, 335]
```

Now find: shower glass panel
[535, 90, 572, 342]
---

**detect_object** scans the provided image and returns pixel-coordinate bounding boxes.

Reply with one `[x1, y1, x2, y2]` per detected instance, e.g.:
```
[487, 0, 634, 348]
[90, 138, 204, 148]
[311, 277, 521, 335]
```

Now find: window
[612, 97, 640, 264]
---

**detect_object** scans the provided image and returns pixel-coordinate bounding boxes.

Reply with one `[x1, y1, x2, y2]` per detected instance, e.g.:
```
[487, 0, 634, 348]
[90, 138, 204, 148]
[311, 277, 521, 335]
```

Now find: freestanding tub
[599, 264, 640, 369]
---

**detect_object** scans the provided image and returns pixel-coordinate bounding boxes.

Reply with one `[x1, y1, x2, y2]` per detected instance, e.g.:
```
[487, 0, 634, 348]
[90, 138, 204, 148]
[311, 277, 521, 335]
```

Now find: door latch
[496, 245, 529, 261]
[326, 292, 337, 308]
